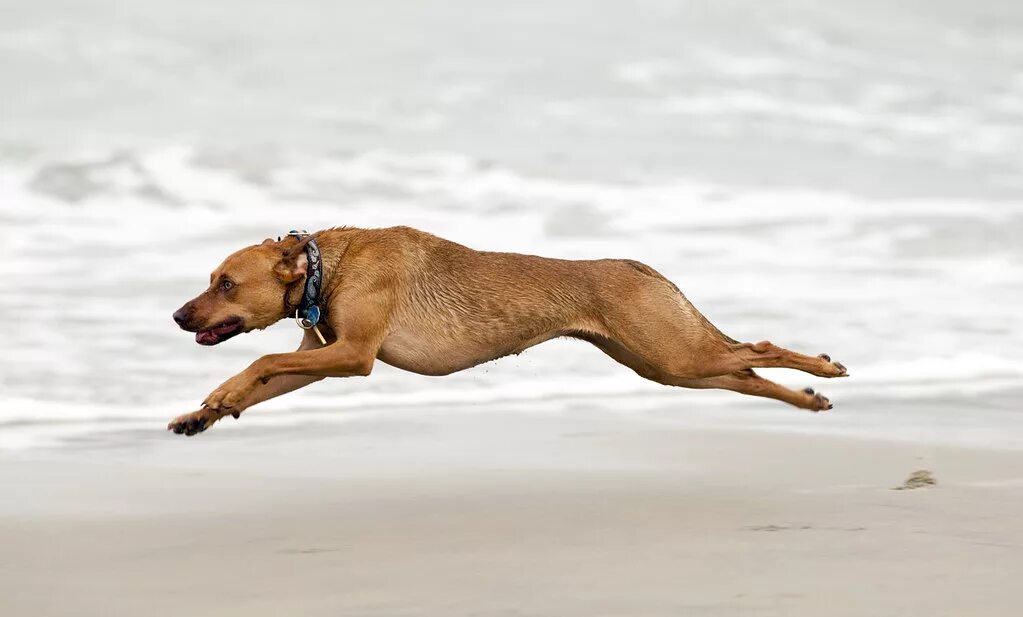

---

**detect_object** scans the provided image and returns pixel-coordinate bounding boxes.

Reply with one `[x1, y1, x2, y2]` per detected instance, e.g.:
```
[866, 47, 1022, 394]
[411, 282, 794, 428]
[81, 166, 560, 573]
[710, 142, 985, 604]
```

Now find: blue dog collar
[287, 229, 323, 328]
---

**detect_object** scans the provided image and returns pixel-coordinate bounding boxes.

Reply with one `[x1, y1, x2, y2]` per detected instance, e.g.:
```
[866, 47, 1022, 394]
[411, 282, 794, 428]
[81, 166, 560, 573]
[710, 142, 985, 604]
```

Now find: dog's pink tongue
[196, 331, 217, 345]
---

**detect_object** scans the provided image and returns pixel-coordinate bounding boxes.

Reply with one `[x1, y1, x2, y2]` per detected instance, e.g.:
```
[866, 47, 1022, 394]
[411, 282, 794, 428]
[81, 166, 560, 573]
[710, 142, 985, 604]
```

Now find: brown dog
[168, 226, 847, 436]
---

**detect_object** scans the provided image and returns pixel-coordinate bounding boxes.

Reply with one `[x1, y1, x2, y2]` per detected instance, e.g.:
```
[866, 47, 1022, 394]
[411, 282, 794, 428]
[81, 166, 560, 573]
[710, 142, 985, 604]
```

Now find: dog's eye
[220, 280, 234, 291]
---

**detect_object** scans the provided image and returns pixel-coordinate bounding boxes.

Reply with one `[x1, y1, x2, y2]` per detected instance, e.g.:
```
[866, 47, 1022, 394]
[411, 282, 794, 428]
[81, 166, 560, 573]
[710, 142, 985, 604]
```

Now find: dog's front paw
[167, 408, 222, 436]
[203, 373, 258, 411]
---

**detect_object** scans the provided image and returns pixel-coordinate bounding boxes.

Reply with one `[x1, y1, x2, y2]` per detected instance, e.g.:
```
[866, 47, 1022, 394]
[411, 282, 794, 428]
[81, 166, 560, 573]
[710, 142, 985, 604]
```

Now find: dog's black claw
[808, 392, 832, 412]
[803, 387, 815, 395]
[232, 412, 240, 419]
[818, 353, 831, 362]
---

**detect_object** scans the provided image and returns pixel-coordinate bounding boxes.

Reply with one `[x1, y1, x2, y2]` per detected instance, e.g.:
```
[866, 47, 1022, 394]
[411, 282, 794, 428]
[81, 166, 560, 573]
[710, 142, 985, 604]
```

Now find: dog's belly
[376, 327, 556, 376]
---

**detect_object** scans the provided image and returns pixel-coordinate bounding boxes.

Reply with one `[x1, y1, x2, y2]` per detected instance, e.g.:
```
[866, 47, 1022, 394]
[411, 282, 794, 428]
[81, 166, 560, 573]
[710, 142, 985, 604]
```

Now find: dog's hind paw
[801, 388, 833, 412]
[167, 408, 221, 436]
[817, 354, 848, 377]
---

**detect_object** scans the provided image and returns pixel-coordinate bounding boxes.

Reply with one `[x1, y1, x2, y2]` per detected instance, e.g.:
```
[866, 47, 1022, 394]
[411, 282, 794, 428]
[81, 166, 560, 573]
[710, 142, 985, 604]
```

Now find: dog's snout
[173, 306, 191, 328]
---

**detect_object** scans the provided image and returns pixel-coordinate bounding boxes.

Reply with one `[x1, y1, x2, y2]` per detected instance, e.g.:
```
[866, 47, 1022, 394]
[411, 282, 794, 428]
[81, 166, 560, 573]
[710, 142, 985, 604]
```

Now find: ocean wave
[2, 146, 1022, 449]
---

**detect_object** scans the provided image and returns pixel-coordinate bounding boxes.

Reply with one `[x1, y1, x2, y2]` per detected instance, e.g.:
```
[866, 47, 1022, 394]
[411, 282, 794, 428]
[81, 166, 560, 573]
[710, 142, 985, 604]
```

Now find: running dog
[169, 226, 847, 435]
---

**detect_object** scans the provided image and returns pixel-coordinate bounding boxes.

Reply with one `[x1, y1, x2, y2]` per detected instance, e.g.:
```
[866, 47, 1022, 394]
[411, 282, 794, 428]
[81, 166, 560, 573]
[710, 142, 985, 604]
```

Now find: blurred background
[2, 0, 1023, 449]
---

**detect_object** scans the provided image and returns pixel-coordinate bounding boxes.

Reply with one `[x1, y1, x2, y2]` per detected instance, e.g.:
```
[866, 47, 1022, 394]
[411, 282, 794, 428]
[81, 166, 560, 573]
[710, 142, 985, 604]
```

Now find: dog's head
[172, 237, 311, 345]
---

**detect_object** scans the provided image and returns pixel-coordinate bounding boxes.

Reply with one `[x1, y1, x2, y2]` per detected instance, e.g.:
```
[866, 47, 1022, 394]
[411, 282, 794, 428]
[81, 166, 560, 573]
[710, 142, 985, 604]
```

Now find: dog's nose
[172, 307, 189, 327]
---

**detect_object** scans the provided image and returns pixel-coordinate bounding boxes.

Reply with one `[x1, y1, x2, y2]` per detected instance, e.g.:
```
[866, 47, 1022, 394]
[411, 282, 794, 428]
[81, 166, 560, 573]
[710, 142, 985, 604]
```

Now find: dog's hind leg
[667, 369, 833, 411]
[582, 334, 830, 411]
[592, 266, 847, 380]
[579, 265, 844, 409]
[724, 340, 848, 378]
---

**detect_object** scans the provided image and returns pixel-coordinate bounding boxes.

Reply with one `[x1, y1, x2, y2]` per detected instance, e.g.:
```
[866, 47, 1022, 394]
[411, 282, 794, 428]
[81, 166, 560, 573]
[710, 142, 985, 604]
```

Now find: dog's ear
[272, 235, 315, 284]
[273, 253, 305, 283]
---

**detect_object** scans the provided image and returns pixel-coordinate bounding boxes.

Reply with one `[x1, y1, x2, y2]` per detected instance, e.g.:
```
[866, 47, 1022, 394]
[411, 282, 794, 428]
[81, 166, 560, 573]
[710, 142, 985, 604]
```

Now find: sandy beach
[2, 409, 1021, 617]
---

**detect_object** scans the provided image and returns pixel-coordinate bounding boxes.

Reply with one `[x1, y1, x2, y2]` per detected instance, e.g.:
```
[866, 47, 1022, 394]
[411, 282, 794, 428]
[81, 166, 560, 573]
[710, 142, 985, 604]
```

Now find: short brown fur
[168, 227, 847, 435]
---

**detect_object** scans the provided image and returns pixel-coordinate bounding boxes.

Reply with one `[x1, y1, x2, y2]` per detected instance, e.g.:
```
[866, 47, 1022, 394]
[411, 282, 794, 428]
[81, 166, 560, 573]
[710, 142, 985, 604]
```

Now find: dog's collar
[287, 230, 323, 329]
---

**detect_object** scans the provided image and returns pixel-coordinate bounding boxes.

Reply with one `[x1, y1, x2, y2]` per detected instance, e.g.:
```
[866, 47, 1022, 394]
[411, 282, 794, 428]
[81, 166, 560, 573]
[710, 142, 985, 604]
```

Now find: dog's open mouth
[195, 317, 244, 346]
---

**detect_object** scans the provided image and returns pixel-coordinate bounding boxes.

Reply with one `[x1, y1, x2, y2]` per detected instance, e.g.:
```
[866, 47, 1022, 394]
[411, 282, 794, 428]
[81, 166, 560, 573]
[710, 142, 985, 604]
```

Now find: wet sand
[2, 410, 1021, 616]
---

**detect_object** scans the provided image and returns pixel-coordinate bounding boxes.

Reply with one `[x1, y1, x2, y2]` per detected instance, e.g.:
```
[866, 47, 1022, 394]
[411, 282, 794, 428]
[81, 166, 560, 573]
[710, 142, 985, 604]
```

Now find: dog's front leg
[170, 291, 390, 436]
[168, 328, 337, 436]
[203, 332, 378, 413]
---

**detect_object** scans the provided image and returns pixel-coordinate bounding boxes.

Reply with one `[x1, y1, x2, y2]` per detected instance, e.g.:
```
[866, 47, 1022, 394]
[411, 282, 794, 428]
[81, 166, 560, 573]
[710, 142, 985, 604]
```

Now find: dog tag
[304, 305, 321, 327]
